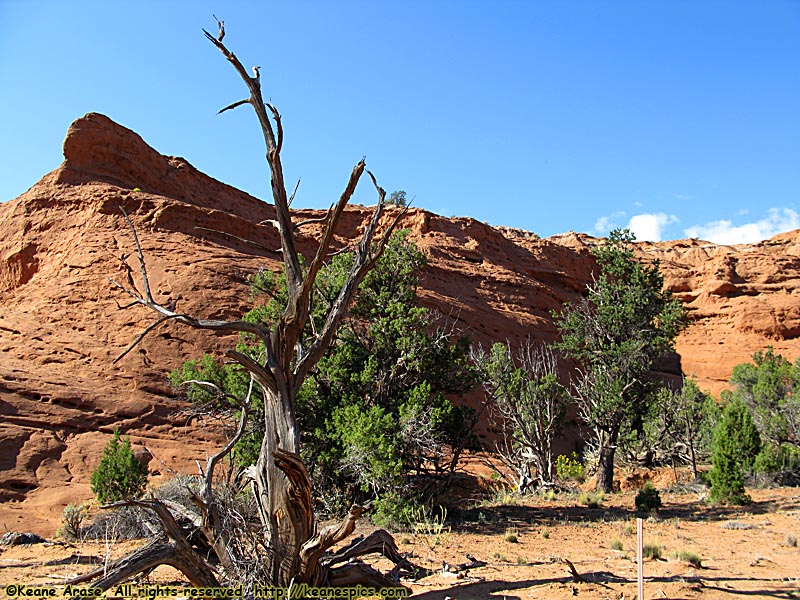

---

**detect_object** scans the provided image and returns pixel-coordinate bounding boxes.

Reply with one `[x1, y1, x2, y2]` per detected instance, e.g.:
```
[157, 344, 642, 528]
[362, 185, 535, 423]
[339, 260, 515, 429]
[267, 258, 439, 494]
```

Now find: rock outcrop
[1, 113, 798, 533]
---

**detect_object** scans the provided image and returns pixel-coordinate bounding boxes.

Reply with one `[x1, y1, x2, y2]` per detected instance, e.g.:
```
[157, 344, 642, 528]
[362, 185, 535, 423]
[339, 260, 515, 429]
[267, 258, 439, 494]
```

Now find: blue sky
[1, 1, 798, 243]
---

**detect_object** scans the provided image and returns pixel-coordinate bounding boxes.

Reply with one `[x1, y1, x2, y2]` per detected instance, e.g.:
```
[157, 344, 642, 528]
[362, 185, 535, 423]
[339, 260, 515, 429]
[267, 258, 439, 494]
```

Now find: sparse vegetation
[636, 379, 718, 479]
[578, 491, 604, 509]
[720, 520, 754, 530]
[492, 552, 510, 562]
[610, 539, 624, 551]
[504, 528, 519, 543]
[405, 505, 451, 549]
[643, 544, 663, 560]
[670, 549, 702, 568]
[540, 488, 557, 502]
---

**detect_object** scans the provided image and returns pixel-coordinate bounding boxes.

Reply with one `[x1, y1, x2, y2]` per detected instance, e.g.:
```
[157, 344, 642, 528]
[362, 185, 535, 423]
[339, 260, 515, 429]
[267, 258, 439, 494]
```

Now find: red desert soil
[1, 113, 800, 590]
[0, 486, 798, 599]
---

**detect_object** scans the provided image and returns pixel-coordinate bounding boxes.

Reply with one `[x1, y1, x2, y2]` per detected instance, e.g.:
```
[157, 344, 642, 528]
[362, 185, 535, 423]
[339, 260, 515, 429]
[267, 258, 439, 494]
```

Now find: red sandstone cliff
[1, 114, 798, 533]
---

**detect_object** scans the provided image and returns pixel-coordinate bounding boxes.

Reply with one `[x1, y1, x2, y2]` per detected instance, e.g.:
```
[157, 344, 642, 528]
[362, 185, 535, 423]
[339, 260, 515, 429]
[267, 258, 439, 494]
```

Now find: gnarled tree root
[65, 509, 427, 595]
[64, 538, 218, 593]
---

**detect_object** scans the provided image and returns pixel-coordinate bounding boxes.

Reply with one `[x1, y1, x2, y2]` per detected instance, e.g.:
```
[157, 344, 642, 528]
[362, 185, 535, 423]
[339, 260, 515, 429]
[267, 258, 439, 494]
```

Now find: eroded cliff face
[639, 236, 800, 394]
[1, 113, 798, 533]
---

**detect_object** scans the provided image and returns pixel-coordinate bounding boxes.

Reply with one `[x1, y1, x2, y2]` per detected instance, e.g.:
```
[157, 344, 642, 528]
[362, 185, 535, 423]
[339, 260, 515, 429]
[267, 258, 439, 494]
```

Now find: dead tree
[74, 22, 424, 593]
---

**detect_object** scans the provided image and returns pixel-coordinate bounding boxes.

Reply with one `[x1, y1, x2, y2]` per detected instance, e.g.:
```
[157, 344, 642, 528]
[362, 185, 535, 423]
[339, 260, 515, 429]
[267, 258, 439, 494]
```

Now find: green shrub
[754, 442, 800, 475]
[90, 429, 148, 504]
[370, 493, 419, 531]
[709, 399, 758, 505]
[635, 482, 662, 515]
[642, 544, 662, 560]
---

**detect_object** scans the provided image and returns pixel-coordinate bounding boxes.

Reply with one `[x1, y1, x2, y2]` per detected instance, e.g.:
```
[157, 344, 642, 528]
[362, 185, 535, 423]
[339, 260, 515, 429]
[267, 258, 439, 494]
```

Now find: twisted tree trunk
[70, 19, 424, 595]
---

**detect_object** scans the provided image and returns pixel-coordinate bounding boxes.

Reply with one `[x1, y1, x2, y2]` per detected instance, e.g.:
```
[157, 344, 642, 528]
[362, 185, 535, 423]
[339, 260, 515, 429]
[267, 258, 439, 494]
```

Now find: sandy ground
[1, 487, 798, 599]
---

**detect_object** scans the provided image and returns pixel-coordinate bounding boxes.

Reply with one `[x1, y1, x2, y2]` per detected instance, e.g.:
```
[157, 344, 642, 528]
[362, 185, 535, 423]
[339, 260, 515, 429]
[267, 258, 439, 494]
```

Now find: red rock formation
[1, 113, 798, 533]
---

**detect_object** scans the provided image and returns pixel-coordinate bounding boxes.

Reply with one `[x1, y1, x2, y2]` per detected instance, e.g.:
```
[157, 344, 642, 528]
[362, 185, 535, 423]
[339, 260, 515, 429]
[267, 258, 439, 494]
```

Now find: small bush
[578, 491, 603, 509]
[541, 528, 550, 539]
[610, 539, 624, 551]
[492, 552, 509, 562]
[504, 528, 518, 543]
[556, 453, 585, 482]
[401, 504, 451, 550]
[784, 533, 798, 547]
[753, 443, 800, 485]
[635, 482, 662, 515]
[57, 503, 90, 541]
[82, 505, 154, 540]
[670, 550, 702, 568]
[90, 429, 148, 504]
[642, 544, 662, 560]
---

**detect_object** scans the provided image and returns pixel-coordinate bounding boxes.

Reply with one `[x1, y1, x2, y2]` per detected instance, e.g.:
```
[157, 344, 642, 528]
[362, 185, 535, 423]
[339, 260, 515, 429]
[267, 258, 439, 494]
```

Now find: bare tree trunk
[687, 420, 699, 481]
[85, 18, 421, 592]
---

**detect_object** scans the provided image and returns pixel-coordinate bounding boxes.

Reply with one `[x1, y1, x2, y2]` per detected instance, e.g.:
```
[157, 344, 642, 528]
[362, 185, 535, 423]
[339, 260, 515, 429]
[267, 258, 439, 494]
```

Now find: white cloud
[627, 213, 679, 242]
[594, 211, 626, 235]
[684, 208, 800, 245]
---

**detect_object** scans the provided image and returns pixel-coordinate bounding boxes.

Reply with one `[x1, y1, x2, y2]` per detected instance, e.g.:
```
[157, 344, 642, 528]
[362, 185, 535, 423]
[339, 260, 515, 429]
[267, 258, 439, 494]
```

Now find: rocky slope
[1, 113, 798, 533]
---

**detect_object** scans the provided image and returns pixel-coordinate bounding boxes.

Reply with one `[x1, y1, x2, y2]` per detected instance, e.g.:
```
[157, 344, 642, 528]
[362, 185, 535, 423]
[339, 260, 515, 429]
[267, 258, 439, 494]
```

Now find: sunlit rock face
[1, 113, 798, 532]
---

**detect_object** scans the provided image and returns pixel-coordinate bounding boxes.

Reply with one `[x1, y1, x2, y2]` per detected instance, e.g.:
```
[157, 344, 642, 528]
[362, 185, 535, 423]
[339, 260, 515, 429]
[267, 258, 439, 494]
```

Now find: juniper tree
[473, 341, 569, 492]
[90, 429, 148, 504]
[555, 229, 685, 493]
[709, 397, 760, 505]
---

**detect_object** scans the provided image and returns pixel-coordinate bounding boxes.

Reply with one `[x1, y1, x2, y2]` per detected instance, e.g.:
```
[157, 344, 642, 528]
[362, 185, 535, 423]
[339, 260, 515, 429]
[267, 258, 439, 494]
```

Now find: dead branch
[97, 19, 424, 591]
[112, 313, 184, 363]
[212, 14, 225, 41]
[218, 98, 250, 115]
[548, 555, 585, 583]
[287, 178, 300, 207]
